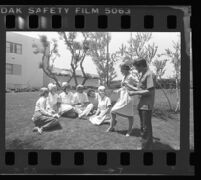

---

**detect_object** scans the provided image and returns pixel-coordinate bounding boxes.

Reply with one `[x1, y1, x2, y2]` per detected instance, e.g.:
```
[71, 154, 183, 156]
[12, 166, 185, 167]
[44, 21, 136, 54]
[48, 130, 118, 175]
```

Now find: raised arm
[128, 89, 151, 96]
[128, 72, 155, 96]
[124, 83, 139, 91]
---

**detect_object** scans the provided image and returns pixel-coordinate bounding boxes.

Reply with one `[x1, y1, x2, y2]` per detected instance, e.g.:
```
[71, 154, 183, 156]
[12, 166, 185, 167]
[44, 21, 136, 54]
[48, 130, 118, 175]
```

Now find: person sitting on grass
[73, 84, 94, 119]
[32, 87, 60, 134]
[58, 82, 78, 118]
[89, 86, 112, 125]
[46, 83, 60, 115]
[87, 88, 100, 115]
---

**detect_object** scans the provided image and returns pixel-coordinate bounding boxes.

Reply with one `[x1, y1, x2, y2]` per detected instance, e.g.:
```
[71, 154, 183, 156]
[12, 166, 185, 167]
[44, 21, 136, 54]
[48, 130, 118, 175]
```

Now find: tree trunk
[67, 76, 73, 83]
[71, 63, 78, 86]
[175, 78, 180, 112]
[82, 77, 88, 85]
[41, 55, 61, 89]
[80, 56, 88, 85]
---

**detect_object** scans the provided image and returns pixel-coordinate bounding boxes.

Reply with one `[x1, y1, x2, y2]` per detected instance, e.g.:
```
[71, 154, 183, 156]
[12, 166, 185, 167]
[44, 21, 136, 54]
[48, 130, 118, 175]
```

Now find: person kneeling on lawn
[73, 84, 94, 119]
[89, 86, 112, 125]
[58, 82, 78, 118]
[32, 87, 60, 134]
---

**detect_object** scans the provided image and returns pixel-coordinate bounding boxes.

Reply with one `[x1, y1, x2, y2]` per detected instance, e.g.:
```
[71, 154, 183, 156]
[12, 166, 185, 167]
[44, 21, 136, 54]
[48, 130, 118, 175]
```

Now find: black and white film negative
[0, 4, 194, 175]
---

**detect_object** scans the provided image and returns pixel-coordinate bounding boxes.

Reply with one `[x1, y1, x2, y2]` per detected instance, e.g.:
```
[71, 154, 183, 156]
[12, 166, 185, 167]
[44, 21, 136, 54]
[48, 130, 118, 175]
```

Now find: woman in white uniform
[106, 62, 138, 136]
[73, 84, 94, 119]
[89, 86, 111, 125]
[46, 83, 60, 114]
[58, 82, 78, 118]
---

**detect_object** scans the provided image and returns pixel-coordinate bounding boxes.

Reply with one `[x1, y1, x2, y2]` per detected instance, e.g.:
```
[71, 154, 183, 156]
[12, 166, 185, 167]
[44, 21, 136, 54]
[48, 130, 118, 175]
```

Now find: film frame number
[104, 8, 131, 15]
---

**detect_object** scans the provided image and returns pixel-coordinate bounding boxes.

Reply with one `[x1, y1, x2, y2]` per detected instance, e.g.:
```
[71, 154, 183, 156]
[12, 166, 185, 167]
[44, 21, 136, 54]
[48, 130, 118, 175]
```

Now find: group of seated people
[32, 82, 112, 134]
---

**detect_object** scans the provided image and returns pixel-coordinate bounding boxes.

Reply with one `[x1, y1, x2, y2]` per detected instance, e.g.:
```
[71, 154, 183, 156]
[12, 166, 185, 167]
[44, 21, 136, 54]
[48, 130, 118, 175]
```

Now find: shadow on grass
[45, 123, 63, 132]
[115, 128, 142, 137]
[152, 141, 175, 150]
[153, 108, 180, 121]
[6, 138, 43, 149]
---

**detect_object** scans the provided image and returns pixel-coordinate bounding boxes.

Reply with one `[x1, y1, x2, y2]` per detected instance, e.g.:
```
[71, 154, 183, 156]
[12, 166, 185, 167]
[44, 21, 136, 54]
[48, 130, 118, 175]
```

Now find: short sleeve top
[98, 96, 112, 111]
[138, 69, 156, 110]
[73, 92, 89, 105]
[46, 92, 59, 110]
[88, 92, 99, 107]
[122, 74, 138, 91]
[34, 97, 47, 112]
[59, 91, 74, 105]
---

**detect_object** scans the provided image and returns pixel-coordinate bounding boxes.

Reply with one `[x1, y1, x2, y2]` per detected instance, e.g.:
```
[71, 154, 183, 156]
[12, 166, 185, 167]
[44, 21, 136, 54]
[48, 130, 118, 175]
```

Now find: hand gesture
[113, 89, 119, 93]
[53, 114, 60, 118]
[128, 91, 136, 96]
[121, 81, 126, 86]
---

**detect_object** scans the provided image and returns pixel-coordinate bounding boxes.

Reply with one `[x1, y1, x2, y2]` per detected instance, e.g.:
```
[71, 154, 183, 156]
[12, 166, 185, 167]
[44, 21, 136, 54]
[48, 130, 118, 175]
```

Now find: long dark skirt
[60, 109, 78, 118]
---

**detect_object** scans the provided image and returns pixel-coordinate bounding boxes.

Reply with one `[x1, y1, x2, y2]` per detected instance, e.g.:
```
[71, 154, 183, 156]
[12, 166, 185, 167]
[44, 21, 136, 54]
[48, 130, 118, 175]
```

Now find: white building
[6, 32, 46, 89]
[6, 32, 100, 89]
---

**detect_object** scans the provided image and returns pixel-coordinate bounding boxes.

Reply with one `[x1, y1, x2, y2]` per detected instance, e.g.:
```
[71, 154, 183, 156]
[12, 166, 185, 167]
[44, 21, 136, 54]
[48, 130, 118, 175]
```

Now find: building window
[6, 42, 22, 54]
[6, 63, 22, 75]
[6, 63, 13, 74]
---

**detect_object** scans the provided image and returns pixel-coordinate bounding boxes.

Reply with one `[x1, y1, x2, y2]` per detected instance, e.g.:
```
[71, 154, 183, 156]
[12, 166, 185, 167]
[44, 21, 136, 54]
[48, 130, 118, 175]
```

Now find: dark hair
[133, 59, 147, 68]
[63, 85, 70, 92]
[87, 88, 95, 96]
[120, 64, 130, 71]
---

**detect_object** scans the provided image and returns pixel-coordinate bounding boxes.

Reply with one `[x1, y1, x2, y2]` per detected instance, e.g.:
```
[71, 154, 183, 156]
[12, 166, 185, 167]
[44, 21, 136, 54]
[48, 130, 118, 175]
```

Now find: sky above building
[14, 31, 180, 80]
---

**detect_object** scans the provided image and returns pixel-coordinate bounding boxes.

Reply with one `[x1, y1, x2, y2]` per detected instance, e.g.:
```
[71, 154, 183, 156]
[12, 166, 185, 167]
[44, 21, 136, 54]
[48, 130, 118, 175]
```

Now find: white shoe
[38, 128, 43, 134]
[78, 113, 84, 119]
[32, 127, 39, 132]
[106, 127, 115, 132]
[126, 133, 130, 137]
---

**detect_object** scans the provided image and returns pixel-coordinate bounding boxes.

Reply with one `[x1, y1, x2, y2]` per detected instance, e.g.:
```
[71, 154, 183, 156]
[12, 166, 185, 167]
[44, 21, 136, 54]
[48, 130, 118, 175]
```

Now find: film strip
[0, 5, 194, 175]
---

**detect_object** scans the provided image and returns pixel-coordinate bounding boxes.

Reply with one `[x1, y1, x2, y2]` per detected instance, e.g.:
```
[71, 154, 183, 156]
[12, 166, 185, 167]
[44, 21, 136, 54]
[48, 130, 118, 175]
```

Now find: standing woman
[106, 62, 138, 136]
[46, 83, 60, 114]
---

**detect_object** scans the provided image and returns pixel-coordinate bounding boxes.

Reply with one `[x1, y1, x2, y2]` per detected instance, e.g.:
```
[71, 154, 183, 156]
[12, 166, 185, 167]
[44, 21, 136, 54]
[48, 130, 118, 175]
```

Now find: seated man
[73, 84, 94, 119]
[58, 82, 78, 118]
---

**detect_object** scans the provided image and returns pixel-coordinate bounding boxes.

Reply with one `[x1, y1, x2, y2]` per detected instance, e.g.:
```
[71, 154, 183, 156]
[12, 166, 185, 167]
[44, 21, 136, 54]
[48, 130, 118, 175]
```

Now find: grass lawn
[5, 89, 193, 150]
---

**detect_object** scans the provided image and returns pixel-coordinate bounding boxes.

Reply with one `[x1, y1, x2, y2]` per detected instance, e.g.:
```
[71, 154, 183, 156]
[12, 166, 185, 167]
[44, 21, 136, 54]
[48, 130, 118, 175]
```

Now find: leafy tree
[152, 58, 173, 110]
[117, 33, 158, 80]
[32, 35, 61, 88]
[162, 40, 181, 112]
[118, 32, 174, 111]
[58, 32, 90, 86]
[86, 32, 118, 87]
[152, 59, 168, 80]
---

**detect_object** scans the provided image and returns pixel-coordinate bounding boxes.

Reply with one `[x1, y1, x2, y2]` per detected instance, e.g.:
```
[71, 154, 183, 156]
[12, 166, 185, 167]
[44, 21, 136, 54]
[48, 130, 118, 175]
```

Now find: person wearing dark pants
[128, 58, 156, 150]
[60, 108, 78, 118]
[138, 110, 153, 149]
